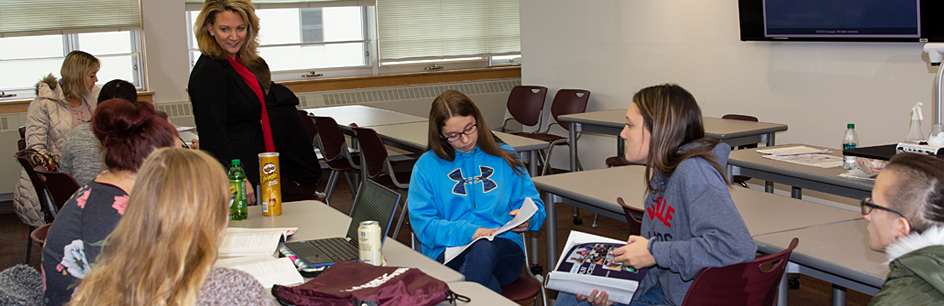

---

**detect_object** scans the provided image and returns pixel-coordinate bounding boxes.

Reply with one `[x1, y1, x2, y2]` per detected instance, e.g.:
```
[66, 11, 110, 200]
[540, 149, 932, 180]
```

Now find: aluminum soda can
[259, 152, 282, 216]
[358, 220, 383, 266]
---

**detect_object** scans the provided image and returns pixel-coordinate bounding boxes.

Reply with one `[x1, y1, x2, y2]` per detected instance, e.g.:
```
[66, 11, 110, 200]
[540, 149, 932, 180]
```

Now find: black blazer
[188, 54, 266, 186]
[266, 83, 322, 187]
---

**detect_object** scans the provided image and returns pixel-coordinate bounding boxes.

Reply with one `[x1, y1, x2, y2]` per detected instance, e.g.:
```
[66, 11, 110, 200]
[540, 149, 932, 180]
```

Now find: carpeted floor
[0, 174, 874, 305]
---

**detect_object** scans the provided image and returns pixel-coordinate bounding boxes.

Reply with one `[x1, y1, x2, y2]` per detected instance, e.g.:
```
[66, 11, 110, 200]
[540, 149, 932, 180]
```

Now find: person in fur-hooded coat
[14, 51, 100, 227]
[864, 153, 944, 306]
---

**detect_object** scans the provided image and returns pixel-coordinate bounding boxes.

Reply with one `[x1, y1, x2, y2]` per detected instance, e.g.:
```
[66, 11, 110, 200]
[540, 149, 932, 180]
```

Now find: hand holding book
[613, 235, 655, 269]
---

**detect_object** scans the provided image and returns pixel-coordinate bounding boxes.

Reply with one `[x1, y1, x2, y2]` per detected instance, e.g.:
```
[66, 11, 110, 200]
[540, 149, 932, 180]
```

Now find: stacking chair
[409, 230, 547, 306]
[312, 115, 361, 204]
[18, 126, 26, 150]
[494, 86, 549, 134]
[513, 89, 590, 175]
[351, 127, 411, 239]
[35, 170, 80, 219]
[617, 197, 644, 236]
[14, 149, 55, 264]
[680, 238, 799, 306]
[722, 114, 760, 188]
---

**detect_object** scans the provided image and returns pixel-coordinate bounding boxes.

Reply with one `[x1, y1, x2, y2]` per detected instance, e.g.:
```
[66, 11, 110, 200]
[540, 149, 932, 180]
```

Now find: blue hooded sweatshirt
[634, 142, 757, 306]
[407, 143, 546, 260]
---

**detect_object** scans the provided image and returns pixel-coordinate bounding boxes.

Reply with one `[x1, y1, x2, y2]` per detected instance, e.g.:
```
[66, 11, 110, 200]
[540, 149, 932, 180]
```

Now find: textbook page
[443, 197, 538, 264]
[545, 230, 647, 305]
[215, 255, 304, 288]
[219, 227, 297, 257]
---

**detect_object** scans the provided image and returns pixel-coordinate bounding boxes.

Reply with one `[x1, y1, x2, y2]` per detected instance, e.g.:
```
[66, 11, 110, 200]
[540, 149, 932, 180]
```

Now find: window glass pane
[323, 7, 362, 41]
[0, 58, 63, 90]
[321, 43, 365, 67]
[258, 42, 365, 70]
[0, 35, 63, 59]
[257, 8, 302, 45]
[95, 55, 135, 86]
[78, 32, 133, 54]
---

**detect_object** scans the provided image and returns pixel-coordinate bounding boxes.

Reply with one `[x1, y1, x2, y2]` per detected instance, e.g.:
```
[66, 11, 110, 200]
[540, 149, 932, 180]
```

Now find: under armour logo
[448, 166, 498, 195]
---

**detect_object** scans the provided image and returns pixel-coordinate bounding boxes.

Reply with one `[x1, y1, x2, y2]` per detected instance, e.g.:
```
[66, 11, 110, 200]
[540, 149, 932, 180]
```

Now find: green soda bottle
[229, 159, 248, 220]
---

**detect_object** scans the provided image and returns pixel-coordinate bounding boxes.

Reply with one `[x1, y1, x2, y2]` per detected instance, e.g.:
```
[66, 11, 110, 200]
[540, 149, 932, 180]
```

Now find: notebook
[282, 179, 400, 268]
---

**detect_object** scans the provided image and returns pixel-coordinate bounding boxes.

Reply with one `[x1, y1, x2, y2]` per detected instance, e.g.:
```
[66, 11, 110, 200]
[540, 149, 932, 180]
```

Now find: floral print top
[41, 181, 128, 306]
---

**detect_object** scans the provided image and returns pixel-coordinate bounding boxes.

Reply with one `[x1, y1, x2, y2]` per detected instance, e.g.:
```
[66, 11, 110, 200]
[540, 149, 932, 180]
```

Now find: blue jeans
[554, 287, 666, 306]
[436, 237, 523, 293]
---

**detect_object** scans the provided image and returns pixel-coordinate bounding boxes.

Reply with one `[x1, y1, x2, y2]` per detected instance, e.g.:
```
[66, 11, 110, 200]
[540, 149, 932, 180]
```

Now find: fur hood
[34, 74, 64, 102]
[886, 225, 944, 263]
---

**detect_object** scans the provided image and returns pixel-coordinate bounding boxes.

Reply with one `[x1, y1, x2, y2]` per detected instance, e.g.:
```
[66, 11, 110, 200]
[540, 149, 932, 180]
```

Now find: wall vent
[297, 79, 520, 108]
[156, 102, 193, 118]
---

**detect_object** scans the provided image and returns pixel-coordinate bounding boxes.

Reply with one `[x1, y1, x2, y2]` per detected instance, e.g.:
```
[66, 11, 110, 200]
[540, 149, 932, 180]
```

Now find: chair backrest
[298, 110, 318, 144]
[507, 86, 548, 128]
[617, 197, 643, 236]
[351, 127, 389, 180]
[18, 126, 26, 150]
[14, 150, 52, 223]
[550, 89, 591, 131]
[680, 237, 800, 306]
[35, 170, 80, 215]
[722, 114, 760, 150]
[312, 115, 358, 170]
[347, 178, 401, 240]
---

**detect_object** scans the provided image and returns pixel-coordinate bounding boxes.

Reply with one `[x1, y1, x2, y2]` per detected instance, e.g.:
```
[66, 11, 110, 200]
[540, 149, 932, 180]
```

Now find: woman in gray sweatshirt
[556, 84, 756, 306]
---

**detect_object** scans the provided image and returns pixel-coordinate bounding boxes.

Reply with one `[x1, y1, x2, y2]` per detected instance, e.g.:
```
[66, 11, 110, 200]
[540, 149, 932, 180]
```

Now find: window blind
[377, 0, 520, 63]
[184, 0, 373, 11]
[0, 0, 141, 38]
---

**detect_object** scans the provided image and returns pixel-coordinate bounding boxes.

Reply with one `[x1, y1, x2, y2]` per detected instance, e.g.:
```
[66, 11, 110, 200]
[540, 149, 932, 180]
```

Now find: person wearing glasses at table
[408, 90, 546, 293]
[864, 153, 944, 305]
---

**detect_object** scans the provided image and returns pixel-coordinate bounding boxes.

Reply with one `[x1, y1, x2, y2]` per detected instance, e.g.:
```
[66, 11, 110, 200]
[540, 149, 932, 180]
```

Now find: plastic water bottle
[229, 159, 248, 220]
[842, 123, 858, 171]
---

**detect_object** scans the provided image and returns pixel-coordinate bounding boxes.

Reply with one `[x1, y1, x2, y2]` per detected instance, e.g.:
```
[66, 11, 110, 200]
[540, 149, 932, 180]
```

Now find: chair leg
[324, 170, 340, 204]
[591, 213, 600, 228]
[343, 172, 358, 199]
[25, 225, 34, 264]
[393, 201, 408, 239]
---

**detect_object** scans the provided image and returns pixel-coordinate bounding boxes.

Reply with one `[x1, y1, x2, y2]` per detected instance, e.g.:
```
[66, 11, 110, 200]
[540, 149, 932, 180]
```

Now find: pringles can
[358, 221, 383, 266]
[259, 152, 282, 216]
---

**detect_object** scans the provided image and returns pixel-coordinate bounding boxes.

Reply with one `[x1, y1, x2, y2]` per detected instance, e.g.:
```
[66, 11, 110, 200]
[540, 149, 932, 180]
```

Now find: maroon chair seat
[513, 132, 566, 142]
[617, 197, 643, 236]
[680, 238, 800, 306]
[30, 224, 51, 245]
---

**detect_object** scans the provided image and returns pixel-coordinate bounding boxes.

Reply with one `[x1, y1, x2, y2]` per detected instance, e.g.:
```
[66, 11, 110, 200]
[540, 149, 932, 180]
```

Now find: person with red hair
[41, 98, 179, 306]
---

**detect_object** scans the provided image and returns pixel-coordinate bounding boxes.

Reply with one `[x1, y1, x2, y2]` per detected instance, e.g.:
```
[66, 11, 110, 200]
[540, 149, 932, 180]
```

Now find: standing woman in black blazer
[189, 0, 269, 203]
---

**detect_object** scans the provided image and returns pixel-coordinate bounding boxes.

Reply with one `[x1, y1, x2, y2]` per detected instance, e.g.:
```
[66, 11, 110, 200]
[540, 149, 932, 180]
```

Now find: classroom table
[726, 144, 874, 200]
[558, 109, 788, 171]
[532, 166, 868, 306]
[436, 282, 522, 306]
[755, 219, 887, 306]
[304, 105, 427, 128]
[368, 121, 551, 176]
[229, 201, 465, 283]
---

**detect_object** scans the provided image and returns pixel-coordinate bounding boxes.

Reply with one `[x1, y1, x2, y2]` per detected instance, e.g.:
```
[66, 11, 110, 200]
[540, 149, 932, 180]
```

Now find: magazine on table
[219, 227, 297, 257]
[545, 230, 647, 305]
[443, 197, 538, 264]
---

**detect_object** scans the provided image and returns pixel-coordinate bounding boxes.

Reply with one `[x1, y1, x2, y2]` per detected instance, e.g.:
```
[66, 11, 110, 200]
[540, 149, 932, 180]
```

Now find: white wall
[521, 0, 939, 171]
[141, 0, 192, 104]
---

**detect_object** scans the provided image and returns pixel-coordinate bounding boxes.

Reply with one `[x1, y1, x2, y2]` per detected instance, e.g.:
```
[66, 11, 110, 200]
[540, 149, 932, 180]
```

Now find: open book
[215, 255, 304, 289]
[443, 197, 538, 264]
[545, 230, 647, 305]
[219, 227, 297, 257]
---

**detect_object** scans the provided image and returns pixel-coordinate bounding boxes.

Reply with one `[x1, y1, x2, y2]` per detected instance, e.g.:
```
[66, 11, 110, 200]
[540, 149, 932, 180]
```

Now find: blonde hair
[69, 148, 230, 306]
[59, 51, 100, 100]
[193, 0, 261, 65]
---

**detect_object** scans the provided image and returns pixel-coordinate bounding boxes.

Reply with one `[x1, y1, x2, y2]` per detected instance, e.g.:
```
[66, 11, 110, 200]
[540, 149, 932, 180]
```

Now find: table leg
[766, 132, 776, 147]
[545, 192, 559, 269]
[569, 122, 578, 172]
[528, 151, 538, 177]
[778, 272, 788, 306]
[766, 181, 774, 193]
[792, 186, 802, 199]
[832, 285, 847, 306]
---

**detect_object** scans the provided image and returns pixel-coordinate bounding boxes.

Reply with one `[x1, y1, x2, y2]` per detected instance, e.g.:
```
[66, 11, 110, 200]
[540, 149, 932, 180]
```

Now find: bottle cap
[231, 159, 240, 166]
[847, 123, 855, 129]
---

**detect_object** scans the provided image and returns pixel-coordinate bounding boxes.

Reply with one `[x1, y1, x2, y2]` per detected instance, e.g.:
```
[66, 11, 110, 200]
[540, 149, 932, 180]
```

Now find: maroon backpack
[272, 261, 469, 306]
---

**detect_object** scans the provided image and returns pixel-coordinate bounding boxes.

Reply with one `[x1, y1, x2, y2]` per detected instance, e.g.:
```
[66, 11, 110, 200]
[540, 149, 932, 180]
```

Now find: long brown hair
[69, 148, 230, 306]
[193, 0, 261, 65]
[427, 90, 526, 176]
[883, 153, 944, 234]
[634, 84, 729, 192]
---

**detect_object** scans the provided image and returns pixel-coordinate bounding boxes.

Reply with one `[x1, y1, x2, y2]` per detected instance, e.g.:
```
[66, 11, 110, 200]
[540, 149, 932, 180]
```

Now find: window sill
[0, 92, 155, 114]
[280, 66, 521, 93]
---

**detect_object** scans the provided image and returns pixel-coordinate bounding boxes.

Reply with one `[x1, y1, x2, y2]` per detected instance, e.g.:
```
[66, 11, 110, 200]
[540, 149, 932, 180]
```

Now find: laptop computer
[283, 179, 401, 268]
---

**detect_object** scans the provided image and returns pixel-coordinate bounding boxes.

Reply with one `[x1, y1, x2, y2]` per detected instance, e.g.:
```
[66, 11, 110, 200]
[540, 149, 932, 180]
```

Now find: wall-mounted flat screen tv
[739, 0, 944, 42]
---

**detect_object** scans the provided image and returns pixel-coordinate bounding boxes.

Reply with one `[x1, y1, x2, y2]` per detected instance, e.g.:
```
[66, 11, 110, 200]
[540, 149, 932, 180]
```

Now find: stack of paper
[757, 146, 829, 156]
[217, 227, 304, 288]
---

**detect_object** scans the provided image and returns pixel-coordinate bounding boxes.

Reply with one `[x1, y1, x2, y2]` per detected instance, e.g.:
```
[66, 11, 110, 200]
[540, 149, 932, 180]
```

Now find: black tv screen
[739, 0, 944, 42]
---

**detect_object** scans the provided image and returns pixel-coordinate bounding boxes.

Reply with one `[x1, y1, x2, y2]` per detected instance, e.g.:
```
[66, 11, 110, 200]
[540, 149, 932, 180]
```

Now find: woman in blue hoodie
[408, 90, 546, 293]
[557, 84, 756, 306]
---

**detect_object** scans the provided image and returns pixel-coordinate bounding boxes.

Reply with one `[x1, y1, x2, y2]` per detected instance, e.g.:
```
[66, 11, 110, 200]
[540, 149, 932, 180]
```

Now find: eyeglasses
[443, 124, 477, 142]
[861, 197, 912, 227]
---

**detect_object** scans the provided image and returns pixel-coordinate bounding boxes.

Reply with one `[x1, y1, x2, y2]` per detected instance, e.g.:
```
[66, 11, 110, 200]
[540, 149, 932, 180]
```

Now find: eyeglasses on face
[860, 196, 908, 220]
[443, 123, 477, 142]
